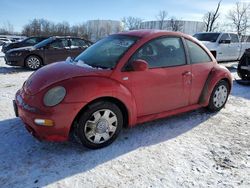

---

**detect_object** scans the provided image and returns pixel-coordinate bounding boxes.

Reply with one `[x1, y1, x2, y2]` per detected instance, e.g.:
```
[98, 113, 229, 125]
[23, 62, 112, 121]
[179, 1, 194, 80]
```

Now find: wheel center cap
[218, 93, 222, 100]
[96, 119, 109, 133]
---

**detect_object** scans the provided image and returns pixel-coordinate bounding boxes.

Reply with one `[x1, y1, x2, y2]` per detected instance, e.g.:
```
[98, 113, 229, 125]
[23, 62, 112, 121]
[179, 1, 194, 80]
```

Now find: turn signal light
[34, 119, 54, 126]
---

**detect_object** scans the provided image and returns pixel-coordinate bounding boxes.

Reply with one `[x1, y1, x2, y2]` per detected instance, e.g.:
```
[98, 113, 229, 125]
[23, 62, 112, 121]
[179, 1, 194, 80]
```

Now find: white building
[86, 20, 123, 41]
[140, 20, 205, 35]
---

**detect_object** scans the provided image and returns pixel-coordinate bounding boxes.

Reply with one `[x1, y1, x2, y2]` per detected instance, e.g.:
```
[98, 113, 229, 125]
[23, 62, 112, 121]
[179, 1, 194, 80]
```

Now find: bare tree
[169, 17, 183, 31]
[105, 22, 112, 35]
[228, 2, 250, 36]
[1, 21, 14, 34]
[203, 1, 221, 32]
[156, 10, 168, 29]
[122, 17, 142, 30]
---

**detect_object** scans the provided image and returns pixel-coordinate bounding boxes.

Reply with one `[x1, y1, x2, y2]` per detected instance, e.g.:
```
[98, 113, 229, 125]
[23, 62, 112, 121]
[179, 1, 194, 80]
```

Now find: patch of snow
[65, 57, 94, 69]
[0, 59, 249, 188]
[0, 46, 4, 57]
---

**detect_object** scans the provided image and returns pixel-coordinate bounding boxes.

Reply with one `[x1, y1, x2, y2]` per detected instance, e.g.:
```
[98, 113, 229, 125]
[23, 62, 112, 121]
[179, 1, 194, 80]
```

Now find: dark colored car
[5, 36, 92, 70]
[237, 48, 250, 81]
[2, 37, 47, 53]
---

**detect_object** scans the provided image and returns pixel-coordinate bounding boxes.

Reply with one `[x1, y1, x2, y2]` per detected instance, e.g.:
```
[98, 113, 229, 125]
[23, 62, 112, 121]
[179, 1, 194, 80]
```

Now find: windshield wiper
[91, 64, 111, 69]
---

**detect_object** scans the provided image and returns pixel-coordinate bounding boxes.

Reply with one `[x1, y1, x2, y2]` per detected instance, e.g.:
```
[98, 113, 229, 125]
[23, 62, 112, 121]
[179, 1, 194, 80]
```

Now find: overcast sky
[0, 0, 244, 32]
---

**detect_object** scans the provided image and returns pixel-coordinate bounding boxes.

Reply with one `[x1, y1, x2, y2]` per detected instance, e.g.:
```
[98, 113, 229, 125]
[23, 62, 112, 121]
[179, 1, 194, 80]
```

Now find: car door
[185, 39, 214, 105]
[229, 33, 241, 60]
[69, 38, 89, 58]
[123, 37, 191, 117]
[217, 33, 231, 61]
[44, 38, 70, 64]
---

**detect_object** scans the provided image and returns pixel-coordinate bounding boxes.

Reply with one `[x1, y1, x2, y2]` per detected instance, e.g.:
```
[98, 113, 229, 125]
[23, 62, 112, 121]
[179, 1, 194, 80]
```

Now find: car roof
[116, 29, 189, 39]
[48, 36, 92, 42]
[195, 32, 238, 35]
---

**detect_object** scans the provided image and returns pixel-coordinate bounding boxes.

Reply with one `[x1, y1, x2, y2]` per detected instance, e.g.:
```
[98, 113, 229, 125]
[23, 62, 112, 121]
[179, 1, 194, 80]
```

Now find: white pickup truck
[193, 32, 250, 62]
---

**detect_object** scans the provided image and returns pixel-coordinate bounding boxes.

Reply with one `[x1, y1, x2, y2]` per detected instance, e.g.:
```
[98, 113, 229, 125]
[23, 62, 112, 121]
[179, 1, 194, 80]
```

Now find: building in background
[86, 20, 123, 42]
[140, 20, 205, 35]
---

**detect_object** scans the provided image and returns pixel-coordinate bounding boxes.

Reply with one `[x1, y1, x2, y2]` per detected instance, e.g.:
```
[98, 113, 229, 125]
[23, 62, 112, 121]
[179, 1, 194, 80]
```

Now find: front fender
[62, 76, 137, 126]
[199, 65, 232, 106]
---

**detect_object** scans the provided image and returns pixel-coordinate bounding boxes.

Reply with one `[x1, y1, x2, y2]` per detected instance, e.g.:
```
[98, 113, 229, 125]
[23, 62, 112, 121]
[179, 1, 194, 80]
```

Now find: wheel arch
[24, 54, 44, 67]
[198, 66, 232, 106]
[70, 96, 130, 137]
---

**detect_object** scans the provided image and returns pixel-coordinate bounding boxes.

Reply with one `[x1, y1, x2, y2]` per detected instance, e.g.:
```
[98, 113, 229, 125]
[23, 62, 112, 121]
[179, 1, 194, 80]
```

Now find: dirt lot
[0, 51, 249, 188]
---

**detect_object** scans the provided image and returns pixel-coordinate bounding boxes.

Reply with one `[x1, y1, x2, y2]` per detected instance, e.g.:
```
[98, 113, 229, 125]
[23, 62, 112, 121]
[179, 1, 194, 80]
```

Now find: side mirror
[131, 59, 148, 71]
[219, 39, 231, 44]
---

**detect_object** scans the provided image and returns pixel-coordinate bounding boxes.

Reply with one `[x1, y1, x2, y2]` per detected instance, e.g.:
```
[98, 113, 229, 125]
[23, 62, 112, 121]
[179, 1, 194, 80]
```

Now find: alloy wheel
[26, 56, 41, 70]
[213, 85, 228, 108]
[84, 109, 118, 144]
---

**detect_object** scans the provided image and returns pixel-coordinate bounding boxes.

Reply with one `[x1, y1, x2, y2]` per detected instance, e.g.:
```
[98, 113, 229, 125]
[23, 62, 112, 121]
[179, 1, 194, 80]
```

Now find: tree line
[203, 1, 250, 36]
[0, 1, 250, 39]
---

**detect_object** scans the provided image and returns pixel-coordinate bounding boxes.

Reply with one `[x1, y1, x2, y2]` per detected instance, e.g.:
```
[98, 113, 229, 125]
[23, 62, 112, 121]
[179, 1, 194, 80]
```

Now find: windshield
[34, 37, 54, 49]
[193, 33, 220, 42]
[74, 35, 138, 69]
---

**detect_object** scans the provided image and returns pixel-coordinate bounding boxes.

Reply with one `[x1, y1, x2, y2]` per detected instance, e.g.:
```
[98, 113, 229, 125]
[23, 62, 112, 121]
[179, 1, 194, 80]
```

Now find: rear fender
[199, 65, 232, 106]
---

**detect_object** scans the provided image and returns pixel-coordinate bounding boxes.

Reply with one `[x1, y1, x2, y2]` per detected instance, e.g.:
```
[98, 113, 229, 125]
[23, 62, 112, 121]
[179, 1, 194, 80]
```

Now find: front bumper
[15, 90, 86, 142]
[5, 55, 24, 66]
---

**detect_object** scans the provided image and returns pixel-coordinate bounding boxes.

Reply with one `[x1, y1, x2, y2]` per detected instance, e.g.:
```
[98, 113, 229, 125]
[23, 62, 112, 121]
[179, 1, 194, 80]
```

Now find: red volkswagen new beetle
[14, 30, 232, 149]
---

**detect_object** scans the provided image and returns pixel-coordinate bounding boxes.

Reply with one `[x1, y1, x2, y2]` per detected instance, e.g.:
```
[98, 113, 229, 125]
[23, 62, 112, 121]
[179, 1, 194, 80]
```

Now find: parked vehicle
[2, 36, 47, 53]
[193, 32, 250, 62]
[0, 38, 12, 46]
[5, 36, 92, 70]
[13, 30, 232, 149]
[237, 48, 250, 81]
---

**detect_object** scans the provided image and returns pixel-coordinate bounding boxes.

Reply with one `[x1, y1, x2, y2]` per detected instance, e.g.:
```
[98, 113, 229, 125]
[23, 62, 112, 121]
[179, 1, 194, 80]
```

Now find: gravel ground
[0, 50, 249, 188]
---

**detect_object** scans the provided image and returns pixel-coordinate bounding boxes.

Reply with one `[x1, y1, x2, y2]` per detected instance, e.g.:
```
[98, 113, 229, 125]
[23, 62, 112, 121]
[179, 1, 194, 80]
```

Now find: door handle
[182, 71, 192, 76]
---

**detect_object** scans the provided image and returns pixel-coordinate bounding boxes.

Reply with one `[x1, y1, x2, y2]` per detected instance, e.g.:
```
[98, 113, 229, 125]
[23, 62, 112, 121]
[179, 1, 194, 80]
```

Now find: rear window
[193, 33, 220, 42]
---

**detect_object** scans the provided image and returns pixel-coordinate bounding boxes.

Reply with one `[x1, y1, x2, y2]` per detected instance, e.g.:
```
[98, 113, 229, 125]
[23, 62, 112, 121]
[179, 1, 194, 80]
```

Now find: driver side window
[129, 37, 186, 69]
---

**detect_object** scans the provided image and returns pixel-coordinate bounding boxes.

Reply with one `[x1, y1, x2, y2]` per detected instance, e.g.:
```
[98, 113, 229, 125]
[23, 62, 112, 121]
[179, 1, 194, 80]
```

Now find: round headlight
[43, 86, 66, 107]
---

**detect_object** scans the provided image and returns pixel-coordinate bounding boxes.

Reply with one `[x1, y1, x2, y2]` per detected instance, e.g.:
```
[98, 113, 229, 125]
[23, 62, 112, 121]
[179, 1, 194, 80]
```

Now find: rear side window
[186, 40, 212, 64]
[230, 34, 239, 43]
[130, 37, 186, 68]
[70, 38, 87, 48]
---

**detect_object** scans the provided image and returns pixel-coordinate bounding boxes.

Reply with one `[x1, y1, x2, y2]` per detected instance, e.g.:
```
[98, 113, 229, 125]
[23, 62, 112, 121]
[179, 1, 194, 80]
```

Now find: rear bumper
[14, 91, 86, 142]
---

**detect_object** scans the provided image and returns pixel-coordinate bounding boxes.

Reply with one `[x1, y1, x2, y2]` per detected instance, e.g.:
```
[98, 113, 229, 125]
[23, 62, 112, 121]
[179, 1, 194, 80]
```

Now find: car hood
[24, 61, 112, 95]
[8, 46, 35, 53]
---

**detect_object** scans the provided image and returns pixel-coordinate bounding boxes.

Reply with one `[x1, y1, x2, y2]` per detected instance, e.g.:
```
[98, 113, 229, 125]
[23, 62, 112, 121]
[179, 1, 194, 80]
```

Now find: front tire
[25, 55, 42, 70]
[77, 101, 123, 149]
[207, 80, 229, 112]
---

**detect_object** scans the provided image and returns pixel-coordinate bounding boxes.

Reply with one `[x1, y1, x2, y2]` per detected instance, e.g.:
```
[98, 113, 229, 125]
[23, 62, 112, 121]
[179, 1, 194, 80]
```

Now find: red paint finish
[15, 30, 232, 142]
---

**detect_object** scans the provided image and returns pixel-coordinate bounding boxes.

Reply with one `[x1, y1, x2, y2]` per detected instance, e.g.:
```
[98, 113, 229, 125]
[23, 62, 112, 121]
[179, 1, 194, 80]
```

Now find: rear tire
[238, 64, 250, 80]
[77, 101, 123, 149]
[25, 55, 42, 70]
[207, 80, 229, 112]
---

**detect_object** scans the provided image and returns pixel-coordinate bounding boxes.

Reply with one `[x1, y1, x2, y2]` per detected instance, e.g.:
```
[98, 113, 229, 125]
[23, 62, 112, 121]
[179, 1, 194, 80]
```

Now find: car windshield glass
[193, 33, 220, 42]
[74, 35, 139, 69]
[34, 38, 53, 49]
